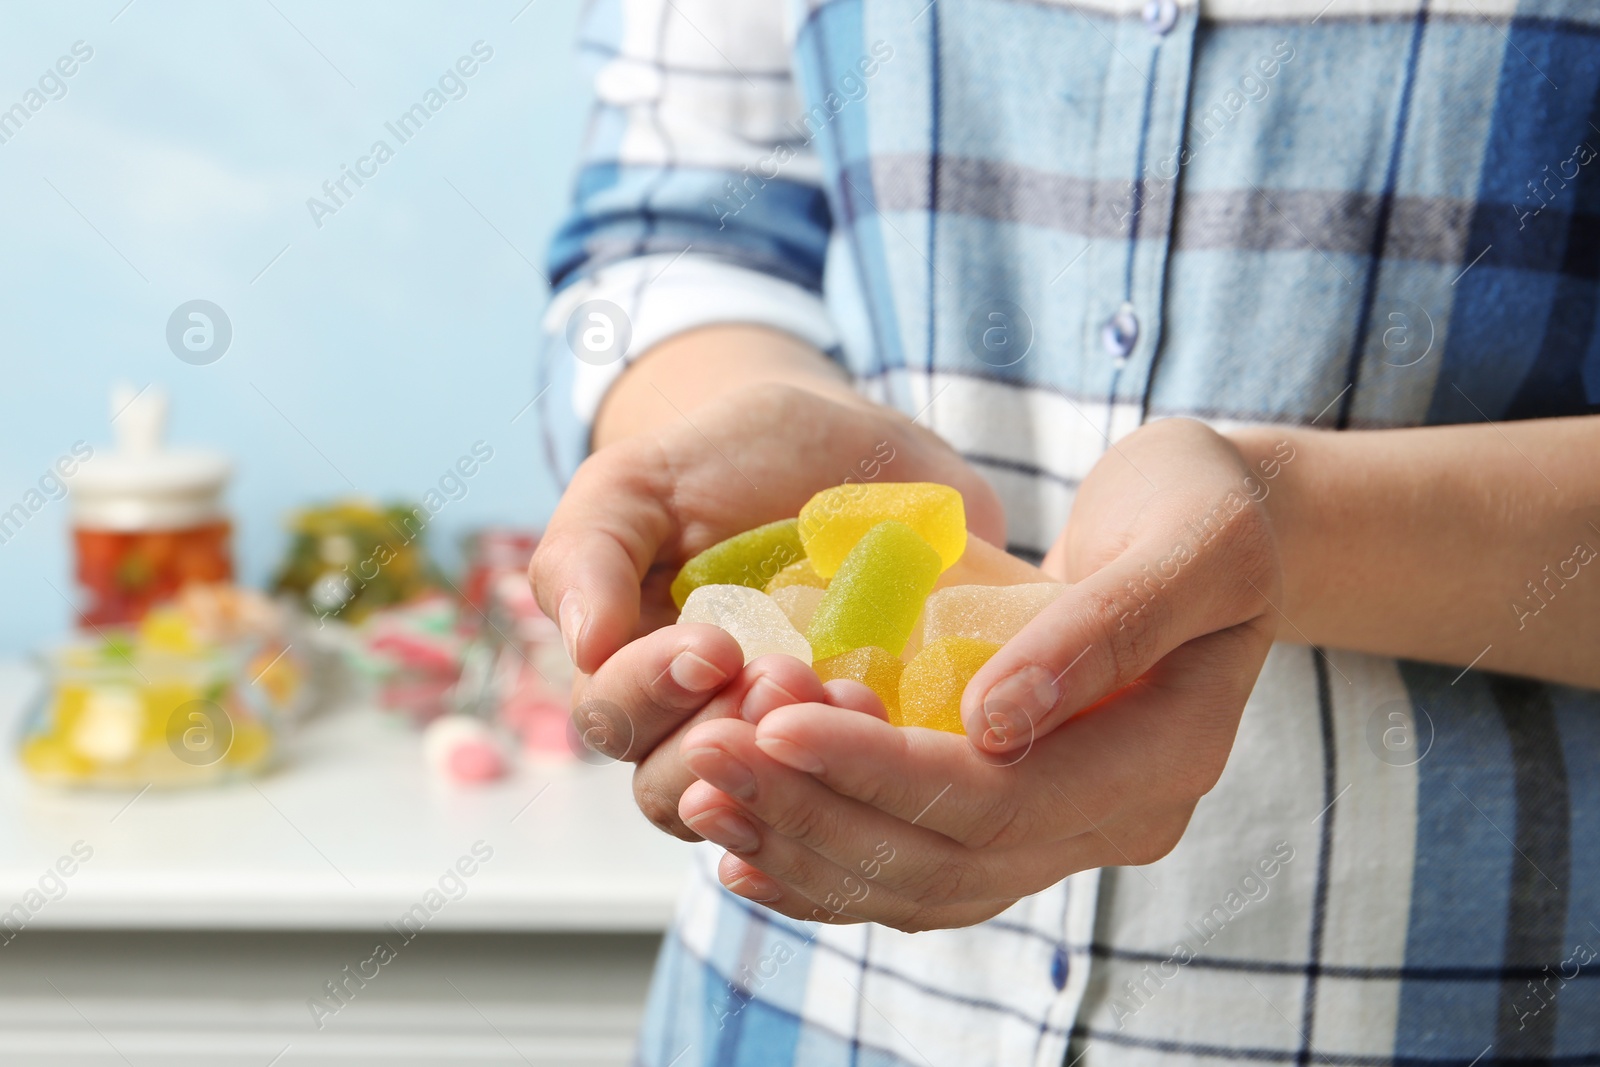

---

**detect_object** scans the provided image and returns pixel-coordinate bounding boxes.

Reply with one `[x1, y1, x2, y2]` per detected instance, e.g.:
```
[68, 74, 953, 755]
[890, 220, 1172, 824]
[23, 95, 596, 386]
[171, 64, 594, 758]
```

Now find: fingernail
[740, 676, 801, 723]
[972, 665, 1060, 748]
[726, 870, 782, 902]
[682, 746, 757, 800]
[755, 736, 825, 776]
[670, 650, 729, 693]
[558, 591, 587, 666]
[686, 808, 760, 853]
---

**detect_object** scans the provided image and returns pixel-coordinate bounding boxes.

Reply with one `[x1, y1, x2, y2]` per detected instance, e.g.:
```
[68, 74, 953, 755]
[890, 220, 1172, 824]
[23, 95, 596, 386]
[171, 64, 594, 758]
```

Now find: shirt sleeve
[536, 0, 840, 485]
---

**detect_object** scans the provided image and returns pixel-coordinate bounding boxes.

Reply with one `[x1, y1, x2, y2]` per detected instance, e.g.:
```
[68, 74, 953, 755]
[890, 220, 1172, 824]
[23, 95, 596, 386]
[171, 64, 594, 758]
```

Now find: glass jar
[65, 386, 232, 628]
[21, 637, 277, 789]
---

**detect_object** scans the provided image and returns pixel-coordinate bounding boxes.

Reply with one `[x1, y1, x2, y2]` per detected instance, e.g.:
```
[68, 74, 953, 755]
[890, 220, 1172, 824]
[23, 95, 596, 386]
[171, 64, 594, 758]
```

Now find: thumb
[529, 451, 675, 674]
[960, 517, 1273, 751]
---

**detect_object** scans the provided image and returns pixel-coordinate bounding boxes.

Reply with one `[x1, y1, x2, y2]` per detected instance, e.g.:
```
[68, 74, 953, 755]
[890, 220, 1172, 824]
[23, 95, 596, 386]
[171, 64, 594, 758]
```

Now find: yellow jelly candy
[799, 483, 966, 578]
[897, 636, 1001, 732]
[670, 519, 805, 610]
[764, 559, 826, 593]
[813, 646, 903, 719]
[806, 521, 941, 660]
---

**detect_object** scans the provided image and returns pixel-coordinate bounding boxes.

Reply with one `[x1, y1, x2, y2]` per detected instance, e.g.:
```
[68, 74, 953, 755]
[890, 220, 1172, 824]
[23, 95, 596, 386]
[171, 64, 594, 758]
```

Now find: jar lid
[67, 385, 231, 530]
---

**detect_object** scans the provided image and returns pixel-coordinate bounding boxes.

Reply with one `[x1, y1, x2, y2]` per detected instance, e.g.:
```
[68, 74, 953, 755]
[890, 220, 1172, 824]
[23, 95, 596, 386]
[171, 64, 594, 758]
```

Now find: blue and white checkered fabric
[537, 1, 1600, 1062]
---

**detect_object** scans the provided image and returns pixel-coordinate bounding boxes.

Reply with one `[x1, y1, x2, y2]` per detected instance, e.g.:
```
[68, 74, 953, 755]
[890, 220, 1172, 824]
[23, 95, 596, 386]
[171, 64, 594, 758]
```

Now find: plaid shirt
[537, 0, 1600, 1063]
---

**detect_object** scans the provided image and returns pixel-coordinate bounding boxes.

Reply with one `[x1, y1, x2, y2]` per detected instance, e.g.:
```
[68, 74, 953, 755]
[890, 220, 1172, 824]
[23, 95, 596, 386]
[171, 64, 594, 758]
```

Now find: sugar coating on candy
[907, 538, 1059, 659]
[671, 519, 804, 610]
[814, 646, 903, 719]
[764, 559, 826, 593]
[799, 483, 966, 578]
[923, 584, 1066, 646]
[770, 585, 825, 633]
[680, 584, 813, 665]
[897, 636, 1001, 733]
[806, 521, 941, 661]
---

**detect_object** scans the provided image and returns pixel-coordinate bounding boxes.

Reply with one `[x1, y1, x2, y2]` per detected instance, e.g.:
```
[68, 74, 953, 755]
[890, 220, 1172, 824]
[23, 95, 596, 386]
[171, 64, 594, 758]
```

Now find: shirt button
[1100, 304, 1139, 359]
[1050, 944, 1070, 990]
[1142, 0, 1179, 35]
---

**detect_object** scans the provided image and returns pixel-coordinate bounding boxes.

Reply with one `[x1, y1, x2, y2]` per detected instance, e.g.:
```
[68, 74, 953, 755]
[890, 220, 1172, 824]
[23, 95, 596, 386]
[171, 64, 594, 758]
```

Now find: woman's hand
[963, 416, 1284, 751]
[530, 379, 1004, 839]
[671, 418, 1285, 926]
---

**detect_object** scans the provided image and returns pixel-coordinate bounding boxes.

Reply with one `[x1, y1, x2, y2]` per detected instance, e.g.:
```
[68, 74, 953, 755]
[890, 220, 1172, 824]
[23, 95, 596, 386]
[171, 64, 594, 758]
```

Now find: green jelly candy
[806, 521, 941, 660]
[670, 519, 805, 610]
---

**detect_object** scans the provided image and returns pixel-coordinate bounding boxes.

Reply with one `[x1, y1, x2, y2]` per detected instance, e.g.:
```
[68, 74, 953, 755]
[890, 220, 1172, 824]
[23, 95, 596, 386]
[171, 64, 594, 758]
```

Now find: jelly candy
[671, 519, 804, 610]
[897, 636, 1001, 732]
[934, 534, 1051, 589]
[923, 583, 1065, 646]
[764, 559, 826, 593]
[769, 585, 825, 633]
[904, 537, 1057, 659]
[679, 584, 812, 665]
[813, 646, 903, 719]
[799, 483, 965, 578]
[806, 521, 941, 660]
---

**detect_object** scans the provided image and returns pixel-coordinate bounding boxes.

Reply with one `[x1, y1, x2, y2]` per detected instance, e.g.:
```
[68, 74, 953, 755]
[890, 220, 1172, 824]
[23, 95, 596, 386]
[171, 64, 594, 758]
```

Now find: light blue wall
[0, 0, 587, 654]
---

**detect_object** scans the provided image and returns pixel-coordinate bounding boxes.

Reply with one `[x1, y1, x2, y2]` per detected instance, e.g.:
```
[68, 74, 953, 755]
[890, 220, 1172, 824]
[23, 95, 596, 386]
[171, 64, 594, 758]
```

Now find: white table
[0, 661, 693, 1065]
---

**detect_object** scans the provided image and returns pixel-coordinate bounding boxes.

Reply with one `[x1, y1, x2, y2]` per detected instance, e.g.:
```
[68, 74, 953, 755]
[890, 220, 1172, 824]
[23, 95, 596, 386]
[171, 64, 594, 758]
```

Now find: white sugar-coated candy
[769, 585, 825, 633]
[922, 583, 1065, 646]
[680, 584, 813, 665]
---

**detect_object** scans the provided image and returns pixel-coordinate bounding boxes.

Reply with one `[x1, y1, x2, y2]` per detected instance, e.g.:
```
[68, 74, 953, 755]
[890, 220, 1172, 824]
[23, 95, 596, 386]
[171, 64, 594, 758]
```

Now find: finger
[715, 853, 865, 927]
[720, 805, 1176, 927]
[756, 703, 1075, 845]
[724, 847, 1025, 932]
[820, 679, 889, 720]
[681, 717, 1046, 911]
[758, 625, 1268, 848]
[680, 778, 927, 927]
[528, 444, 676, 673]
[571, 623, 744, 762]
[962, 494, 1276, 748]
[631, 658, 829, 839]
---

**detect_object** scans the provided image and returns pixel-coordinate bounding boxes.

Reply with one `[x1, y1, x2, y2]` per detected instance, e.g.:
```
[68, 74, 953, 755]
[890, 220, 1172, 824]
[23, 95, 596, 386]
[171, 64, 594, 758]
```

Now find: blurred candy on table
[271, 500, 440, 624]
[897, 636, 1002, 733]
[769, 585, 825, 633]
[806, 521, 941, 660]
[670, 519, 805, 609]
[173, 583, 285, 645]
[460, 528, 540, 617]
[798, 483, 966, 578]
[139, 588, 306, 720]
[422, 715, 507, 784]
[679, 585, 812, 665]
[922, 583, 1065, 646]
[20, 622, 282, 789]
[347, 596, 467, 724]
[813, 645, 903, 719]
[458, 529, 577, 760]
[66, 385, 232, 628]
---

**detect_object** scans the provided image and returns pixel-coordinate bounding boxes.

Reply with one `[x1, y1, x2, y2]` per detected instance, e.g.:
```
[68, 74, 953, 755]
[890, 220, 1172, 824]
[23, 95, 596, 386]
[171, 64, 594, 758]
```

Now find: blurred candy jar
[24, 386, 301, 788]
[20, 585, 301, 788]
[65, 385, 232, 628]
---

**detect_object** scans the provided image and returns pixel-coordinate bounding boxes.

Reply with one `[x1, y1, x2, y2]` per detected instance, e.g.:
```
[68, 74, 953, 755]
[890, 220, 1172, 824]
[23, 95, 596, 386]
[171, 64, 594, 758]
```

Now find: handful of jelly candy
[670, 483, 1063, 733]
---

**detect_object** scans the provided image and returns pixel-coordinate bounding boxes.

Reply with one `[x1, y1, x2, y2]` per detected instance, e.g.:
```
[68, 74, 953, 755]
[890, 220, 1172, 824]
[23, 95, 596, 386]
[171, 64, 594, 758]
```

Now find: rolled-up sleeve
[537, 0, 839, 484]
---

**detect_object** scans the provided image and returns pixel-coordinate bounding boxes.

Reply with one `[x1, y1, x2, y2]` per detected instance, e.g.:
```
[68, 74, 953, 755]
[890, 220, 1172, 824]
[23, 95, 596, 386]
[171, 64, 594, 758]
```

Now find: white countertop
[0, 662, 691, 932]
